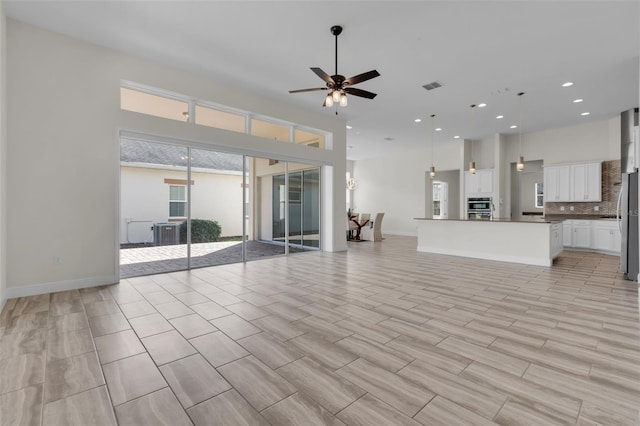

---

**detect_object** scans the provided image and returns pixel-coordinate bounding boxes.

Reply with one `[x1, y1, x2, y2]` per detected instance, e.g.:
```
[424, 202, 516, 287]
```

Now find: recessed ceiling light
[573, 99, 583, 103]
[435, 128, 442, 131]
[496, 115, 504, 119]
[414, 118, 422, 123]
[346, 125, 352, 129]
[562, 81, 574, 87]
[453, 135, 460, 139]
[510, 125, 518, 129]
[478, 103, 487, 108]
[581, 112, 590, 116]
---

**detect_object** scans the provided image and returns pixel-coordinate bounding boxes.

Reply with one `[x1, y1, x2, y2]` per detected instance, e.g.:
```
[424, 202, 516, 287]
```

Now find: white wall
[472, 137, 495, 169]
[353, 142, 461, 235]
[0, 2, 7, 310]
[504, 117, 620, 165]
[7, 19, 346, 297]
[120, 166, 243, 243]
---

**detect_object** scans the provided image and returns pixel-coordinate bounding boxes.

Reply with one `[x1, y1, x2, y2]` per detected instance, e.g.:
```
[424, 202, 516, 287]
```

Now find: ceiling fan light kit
[289, 25, 380, 110]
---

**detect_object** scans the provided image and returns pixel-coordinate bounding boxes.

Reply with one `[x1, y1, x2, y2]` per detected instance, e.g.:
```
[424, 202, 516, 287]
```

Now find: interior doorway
[426, 170, 460, 219]
[510, 159, 544, 219]
[433, 181, 449, 219]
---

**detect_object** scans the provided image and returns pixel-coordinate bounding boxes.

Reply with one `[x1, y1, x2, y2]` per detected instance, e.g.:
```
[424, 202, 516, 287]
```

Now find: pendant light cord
[518, 92, 524, 156]
[431, 114, 435, 167]
[470, 104, 476, 160]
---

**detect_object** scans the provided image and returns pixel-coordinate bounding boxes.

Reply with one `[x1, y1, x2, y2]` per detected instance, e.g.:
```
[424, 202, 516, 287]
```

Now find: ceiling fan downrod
[331, 25, 342, 78]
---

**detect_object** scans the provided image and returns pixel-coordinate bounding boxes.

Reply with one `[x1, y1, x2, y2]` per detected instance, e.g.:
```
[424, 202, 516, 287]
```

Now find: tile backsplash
[544, 160, 621, 216]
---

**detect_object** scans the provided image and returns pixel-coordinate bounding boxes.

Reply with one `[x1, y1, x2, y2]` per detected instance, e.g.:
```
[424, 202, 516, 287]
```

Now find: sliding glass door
[119, 139, 189, 277]
[246, 156, 285, 261]
[120, 138, 320, 278]
[188, 148, 244, 268]
[271, 164, 320, 250]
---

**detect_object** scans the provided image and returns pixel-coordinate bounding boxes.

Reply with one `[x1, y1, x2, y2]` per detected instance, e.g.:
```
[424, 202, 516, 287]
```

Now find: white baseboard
[385, 231, 418, 237]
[6, 275, 119, 299]
[417, 246, 552, 267]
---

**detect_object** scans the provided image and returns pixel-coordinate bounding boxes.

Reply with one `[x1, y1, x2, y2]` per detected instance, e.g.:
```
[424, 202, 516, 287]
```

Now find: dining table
[349, 214, 370, 240]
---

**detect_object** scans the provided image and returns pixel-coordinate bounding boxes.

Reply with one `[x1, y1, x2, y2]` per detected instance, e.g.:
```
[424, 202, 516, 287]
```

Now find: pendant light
[517, 92, 525, 172]
[469, 104, 476, 174]
[429, 114, 436, 179]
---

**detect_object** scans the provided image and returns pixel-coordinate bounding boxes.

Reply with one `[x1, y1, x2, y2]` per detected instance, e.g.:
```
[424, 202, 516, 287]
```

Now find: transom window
[120, 82, 330, 150]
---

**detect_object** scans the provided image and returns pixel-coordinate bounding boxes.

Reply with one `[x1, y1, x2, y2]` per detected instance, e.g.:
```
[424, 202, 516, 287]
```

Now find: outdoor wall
[120, 166, 243, 244]
[7, 19, 346, 297]
[0, 2, 7, 310]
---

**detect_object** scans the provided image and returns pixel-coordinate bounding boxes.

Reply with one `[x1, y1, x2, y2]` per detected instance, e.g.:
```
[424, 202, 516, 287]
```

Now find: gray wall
[425, 169, 460, 219]
[511, 160, 543, 217]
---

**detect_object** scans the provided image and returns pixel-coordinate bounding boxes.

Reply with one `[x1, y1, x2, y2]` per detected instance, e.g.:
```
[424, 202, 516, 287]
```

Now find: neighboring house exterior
[120, 139, 244, 244]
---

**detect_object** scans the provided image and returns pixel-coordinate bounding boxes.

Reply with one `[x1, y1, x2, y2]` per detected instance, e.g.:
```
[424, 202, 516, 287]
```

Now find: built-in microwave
[467, 197, 492, 211]
[467, 197, 492, 220]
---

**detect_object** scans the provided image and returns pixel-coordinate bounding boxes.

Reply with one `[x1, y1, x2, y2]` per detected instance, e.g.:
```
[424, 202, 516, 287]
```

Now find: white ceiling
[5, 1, 639, 160]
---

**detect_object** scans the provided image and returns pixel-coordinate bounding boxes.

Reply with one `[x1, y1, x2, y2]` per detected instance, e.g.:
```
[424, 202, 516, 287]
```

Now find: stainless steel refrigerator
[620, 109, 639, 281]
[620, 173, 638, 281]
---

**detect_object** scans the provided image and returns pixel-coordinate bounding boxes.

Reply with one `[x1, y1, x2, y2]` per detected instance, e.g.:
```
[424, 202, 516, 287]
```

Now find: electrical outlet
[594, 206, 600, 211]
[570, 206, 575, 211]
[560, 206, 565, 211]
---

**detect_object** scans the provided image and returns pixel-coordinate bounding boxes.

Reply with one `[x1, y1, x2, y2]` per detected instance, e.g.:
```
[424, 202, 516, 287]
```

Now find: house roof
[120, 139, 243, 172]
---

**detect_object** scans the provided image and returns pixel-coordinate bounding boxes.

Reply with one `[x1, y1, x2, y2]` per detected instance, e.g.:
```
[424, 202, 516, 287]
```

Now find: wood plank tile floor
[1, 235, 639, 425]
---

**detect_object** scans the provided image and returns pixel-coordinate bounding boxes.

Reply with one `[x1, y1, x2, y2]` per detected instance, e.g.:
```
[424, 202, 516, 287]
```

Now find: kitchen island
[415, 218, 563, 266]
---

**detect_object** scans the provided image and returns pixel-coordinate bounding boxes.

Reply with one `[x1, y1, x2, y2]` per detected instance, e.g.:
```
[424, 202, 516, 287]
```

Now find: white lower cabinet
[551, 223, 563, 259]
[572, 221, 592, 248]
[562, 223, 572, 246]
[592, 221, 621, 252]
[563, 219, 620, 254]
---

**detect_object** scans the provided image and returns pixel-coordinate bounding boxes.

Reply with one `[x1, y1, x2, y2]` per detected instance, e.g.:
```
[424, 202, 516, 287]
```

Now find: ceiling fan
[289, 25, 380, 109]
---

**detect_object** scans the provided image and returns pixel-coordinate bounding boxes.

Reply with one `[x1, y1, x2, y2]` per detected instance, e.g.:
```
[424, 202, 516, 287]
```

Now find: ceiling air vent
[422, 81, 443, 91]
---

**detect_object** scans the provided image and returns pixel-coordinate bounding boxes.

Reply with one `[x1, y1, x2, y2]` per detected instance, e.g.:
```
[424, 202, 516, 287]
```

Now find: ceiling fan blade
[344, 70, 380, 86]
[311, 67, 335, 86]
[344, 87, 377, 99]
[289, 88, 328, 93]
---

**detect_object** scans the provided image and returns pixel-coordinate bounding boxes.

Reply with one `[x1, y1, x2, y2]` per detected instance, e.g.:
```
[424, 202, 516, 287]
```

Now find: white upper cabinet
[544, 165, 571, 202]
[570, 162, 601, 202]
[465, 169, 493, 196]
[544, 162, 601, 203]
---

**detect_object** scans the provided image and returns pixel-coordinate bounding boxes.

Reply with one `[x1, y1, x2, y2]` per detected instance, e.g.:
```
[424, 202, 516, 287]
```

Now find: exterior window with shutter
[169, 185, 187, 218]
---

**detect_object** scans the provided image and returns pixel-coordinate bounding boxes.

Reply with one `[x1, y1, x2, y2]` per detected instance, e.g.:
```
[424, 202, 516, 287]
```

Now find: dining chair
[361, 212, 384, 241]
[371, 212, 384, 242]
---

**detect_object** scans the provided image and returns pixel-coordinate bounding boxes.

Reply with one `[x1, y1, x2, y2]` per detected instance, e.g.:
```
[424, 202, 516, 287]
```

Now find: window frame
[168, 184, 188, 218]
